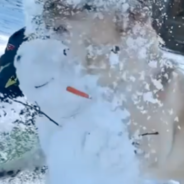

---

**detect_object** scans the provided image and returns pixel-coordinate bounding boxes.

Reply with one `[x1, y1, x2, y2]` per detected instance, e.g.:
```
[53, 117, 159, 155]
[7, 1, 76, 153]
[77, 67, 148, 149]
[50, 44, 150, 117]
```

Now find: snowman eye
[83, 4, 96, 11]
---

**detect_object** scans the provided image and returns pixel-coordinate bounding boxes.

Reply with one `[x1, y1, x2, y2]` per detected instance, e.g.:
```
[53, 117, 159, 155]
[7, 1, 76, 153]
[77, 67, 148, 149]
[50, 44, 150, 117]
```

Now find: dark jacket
[0, 27, 27, 99]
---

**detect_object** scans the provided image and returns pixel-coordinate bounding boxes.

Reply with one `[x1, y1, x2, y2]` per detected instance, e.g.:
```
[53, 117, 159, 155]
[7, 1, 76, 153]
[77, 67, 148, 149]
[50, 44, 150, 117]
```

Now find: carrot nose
[66, 86, 91, 99]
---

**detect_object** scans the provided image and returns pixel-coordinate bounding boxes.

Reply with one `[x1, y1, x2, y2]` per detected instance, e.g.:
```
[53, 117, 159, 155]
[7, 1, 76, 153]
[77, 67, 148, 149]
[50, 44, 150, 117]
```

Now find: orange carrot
[66, 86, 91, 99]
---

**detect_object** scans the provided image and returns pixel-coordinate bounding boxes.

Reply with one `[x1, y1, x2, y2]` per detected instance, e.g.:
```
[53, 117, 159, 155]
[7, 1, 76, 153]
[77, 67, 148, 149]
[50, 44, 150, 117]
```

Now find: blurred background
[0, 0, 24, 54]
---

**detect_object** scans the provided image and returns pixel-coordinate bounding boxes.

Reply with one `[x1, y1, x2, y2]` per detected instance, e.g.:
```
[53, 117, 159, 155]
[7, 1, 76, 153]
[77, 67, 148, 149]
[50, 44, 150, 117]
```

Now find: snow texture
[1, 0, 184, 184]
[16, 39, 143, 184]
[15, 0, 154, 184]
[0, 0, 24, 35]
[15, 0, 176, 184]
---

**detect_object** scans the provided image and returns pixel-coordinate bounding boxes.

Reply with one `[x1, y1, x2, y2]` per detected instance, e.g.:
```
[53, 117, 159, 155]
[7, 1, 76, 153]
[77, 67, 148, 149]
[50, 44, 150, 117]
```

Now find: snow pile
[0, 36, 45, 181]
[0, 96, 39, 161]
[16, 36, 143, 184]
[0, 94, 45, 179]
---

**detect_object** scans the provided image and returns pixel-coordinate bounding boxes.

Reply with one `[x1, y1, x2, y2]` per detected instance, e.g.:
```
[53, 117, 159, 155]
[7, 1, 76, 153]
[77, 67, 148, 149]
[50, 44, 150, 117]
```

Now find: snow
[48, 120, 140, 184]
[1, 0, 184, 184]
[16, 37, 143, 184]
[14, 0, 166, 184]
[0, 0, 24, 35]
[14, 0, 152, 183]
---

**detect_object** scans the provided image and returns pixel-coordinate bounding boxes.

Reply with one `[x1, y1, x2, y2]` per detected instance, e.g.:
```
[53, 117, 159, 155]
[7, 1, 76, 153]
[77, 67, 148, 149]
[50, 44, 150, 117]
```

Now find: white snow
[2, 0, 184, 184]
[16, 38, 143, 184]
[0, 0, 24, 35]
[15, 0, 150, 183]
[48, 121, 140, 184]
[0, 34, 8, 54]
[14, 0, 184, 183]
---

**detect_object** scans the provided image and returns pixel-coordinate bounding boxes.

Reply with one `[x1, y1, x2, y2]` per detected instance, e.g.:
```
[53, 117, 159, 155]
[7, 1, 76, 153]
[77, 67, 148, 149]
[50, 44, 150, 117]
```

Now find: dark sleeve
[0, 28, 26, 99]
[0, 27, 26, 67]
[0, 36, 14, 89]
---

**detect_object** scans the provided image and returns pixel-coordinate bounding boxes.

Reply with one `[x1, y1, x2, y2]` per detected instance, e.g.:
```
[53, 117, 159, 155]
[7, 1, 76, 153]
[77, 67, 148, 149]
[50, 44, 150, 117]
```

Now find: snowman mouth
[34, 78, 54, 89]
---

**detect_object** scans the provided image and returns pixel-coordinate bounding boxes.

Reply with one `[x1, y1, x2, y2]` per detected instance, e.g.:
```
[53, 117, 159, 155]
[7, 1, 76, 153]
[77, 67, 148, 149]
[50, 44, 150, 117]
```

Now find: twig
[140, 131, 159, 136]
[13, 99, 60, 127]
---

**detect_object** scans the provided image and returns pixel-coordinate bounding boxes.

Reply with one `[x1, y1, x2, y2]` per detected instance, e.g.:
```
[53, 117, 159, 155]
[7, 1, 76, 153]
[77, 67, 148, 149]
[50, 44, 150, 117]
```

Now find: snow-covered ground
[0, 0, 23, 35]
